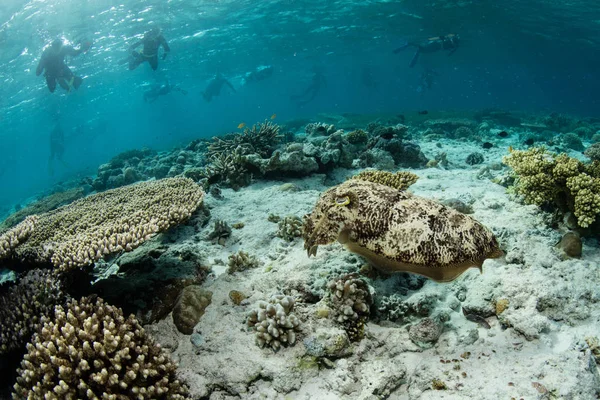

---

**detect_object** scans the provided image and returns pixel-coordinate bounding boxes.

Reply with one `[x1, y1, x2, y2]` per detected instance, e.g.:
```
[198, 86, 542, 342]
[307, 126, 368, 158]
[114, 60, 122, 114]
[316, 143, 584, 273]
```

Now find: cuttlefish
[303, 177, 503, 282]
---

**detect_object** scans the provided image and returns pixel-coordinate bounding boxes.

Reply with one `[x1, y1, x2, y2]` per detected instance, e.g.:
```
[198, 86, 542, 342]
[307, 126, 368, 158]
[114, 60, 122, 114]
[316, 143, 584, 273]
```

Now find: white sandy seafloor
[145, 139, 600, 400]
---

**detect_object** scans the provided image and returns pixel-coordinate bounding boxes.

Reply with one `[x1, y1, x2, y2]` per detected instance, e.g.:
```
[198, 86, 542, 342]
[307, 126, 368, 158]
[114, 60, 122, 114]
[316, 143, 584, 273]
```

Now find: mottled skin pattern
[303, 180, 502, 281]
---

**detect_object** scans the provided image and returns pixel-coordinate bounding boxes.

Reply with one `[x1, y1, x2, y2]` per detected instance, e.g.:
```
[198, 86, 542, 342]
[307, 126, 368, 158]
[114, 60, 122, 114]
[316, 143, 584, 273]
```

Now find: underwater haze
[0, 0, 600, 207]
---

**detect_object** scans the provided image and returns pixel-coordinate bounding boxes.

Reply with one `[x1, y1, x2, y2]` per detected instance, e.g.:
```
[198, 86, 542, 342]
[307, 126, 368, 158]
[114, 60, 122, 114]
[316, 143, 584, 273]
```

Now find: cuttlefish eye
[334, 196, 351, 206]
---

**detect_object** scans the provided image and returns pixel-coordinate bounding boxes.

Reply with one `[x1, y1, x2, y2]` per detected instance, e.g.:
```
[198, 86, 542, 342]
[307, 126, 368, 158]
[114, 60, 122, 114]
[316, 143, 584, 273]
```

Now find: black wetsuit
[290, 71, 327, 106]
[202, 76, 236, 102]
[36, 44, 85, 93]
[129, 33, 170, 71]
[394, 34, 460, 68]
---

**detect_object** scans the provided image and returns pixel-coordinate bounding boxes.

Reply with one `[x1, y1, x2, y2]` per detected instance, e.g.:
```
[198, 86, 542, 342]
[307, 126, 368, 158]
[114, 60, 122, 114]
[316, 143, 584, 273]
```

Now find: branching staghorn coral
[504, 147, 600, 227]
[0, 177, 204, 272]
[0, 269, 65, 354]
[207, 120, 281, 159]
[200, 147, 251, 190]
[13, 296, 189, 399]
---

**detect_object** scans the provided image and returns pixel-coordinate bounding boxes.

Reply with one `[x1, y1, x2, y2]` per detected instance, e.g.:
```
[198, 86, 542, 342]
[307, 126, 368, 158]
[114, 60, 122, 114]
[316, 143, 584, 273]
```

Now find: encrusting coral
[247, 294, 301, 350]
[504, 147, 600, 227]
[327, 273, 372, 342]
[172, 285, 213, 335]
[0, 269, 65, 354]
[0, 177, 204, 272]
[13, 296, 189, 399]
[303, 171, 502, 282]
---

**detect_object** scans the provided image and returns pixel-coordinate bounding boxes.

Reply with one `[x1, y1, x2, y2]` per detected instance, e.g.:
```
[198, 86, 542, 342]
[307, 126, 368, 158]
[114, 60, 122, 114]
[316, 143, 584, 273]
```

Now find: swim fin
[393, 42, 410, 54]
[409, 49, 420, 68]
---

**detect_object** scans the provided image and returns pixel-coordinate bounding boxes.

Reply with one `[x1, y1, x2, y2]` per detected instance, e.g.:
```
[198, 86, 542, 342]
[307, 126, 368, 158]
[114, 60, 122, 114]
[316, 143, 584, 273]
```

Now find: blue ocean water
[0, 0, 599, 209]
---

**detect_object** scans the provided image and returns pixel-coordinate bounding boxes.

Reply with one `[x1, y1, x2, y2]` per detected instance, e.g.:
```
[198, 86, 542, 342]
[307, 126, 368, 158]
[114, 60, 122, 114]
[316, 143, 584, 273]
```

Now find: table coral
[0, 177, 204, 272]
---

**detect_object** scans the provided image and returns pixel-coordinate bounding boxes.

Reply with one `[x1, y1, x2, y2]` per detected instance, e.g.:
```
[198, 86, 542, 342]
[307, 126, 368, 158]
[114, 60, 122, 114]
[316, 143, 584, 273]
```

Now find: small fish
[237, 123, 246, 129]
[462, 307, 491, 329]
[524, 138, 534, 146]
[497, 131, 508, 138]
[508, 145, 514, 153]
[270, 113, 277, 120]
[417, 110, 428, 115]
[482, 142, 493, 149]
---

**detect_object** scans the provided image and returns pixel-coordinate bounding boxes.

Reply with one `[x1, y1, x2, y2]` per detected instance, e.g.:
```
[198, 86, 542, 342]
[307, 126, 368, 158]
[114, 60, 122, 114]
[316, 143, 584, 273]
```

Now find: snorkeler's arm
[130, 40, 143, 51]
[160, 36, 170, 58]
[36, 53, 46, 76]
[225, 80, 236, 92]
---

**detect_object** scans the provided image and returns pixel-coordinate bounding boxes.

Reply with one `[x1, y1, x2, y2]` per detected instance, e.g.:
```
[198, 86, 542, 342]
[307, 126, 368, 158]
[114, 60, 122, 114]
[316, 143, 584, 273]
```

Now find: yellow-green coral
[0, 178, 204, 271]
[504, 147, 600, 227]
[351, 170, 418, 191]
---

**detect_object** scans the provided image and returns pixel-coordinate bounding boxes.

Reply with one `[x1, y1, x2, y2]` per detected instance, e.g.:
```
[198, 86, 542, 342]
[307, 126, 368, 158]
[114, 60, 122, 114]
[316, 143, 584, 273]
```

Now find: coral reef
[172, 285, 213, 334]
[504, 147, 600, 227]
[327, 273, 372, 341]
[207, 120, 281, 159]
[227, 251, 262, 274]
[351, 170, 418, 191]
[303, 178, 502, 282]
[465, 152, 484, 165]
[0, 188, 84, 231]
[0, 177, 204, 272]
[200, 147, 251, 190]
[247, 294, 301, 350]
[276, 216, 303, 241]
[0, 269, 64, 354]
[584, 142, 600, 161]
[305, 122, 336, 137]
[562, 132, 584, 151]
[346, 129, 368, 145]
[206, 219, 231, 245]
[13, 297, 189, 399]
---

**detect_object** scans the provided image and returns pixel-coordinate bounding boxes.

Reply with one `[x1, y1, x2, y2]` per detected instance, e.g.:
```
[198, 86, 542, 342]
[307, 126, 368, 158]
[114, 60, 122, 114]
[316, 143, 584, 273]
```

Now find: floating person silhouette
[143, 80, 188, 103]
[242, 65, 274, 85]
[202, 74, 236, 102]
[127, 27, 170, 71]
[290, 67, 327, 106]
[36, 38, 91, 93]
[394, 34, 460, 68]
[48, 123, 69, 176]
[417, 68, 439, 93]
[360, 66, 378, 89]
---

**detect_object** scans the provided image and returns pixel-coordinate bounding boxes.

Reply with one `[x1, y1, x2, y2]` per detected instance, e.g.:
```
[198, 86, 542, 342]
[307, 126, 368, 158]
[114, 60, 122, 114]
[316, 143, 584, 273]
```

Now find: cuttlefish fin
[345, 242, 496, 283]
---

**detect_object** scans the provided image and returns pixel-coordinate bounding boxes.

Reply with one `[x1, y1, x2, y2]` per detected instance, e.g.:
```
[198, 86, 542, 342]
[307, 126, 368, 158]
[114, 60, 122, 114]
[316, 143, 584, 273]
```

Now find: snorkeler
[36, 39, 91, 93]
[290, 67, 327, 106]
[48, 123, 68, 176]
[242, 65, 274, 85]
[202, 74, 236, 102]
[394, 34, 460, 68]
[143, 80, 188, 103]
[128, 27, 170, 71]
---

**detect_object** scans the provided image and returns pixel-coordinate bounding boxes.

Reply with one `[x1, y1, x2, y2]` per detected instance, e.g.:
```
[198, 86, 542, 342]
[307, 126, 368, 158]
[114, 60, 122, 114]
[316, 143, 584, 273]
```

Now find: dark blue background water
[0, 0, 599, 211]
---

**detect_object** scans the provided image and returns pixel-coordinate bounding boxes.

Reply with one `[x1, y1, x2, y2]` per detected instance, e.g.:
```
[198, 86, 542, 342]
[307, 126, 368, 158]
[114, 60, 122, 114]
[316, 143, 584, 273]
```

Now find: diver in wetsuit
[242, 65, 274, 85]
[394, 34, 460, 68]
[202, 74, 236, 102]
[36, 39, 90, 93]
[48, 123, 68, 176]
[290, 67, 327, 106]
[128, 27, 170, 71]
[143, 80, 188, 103]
